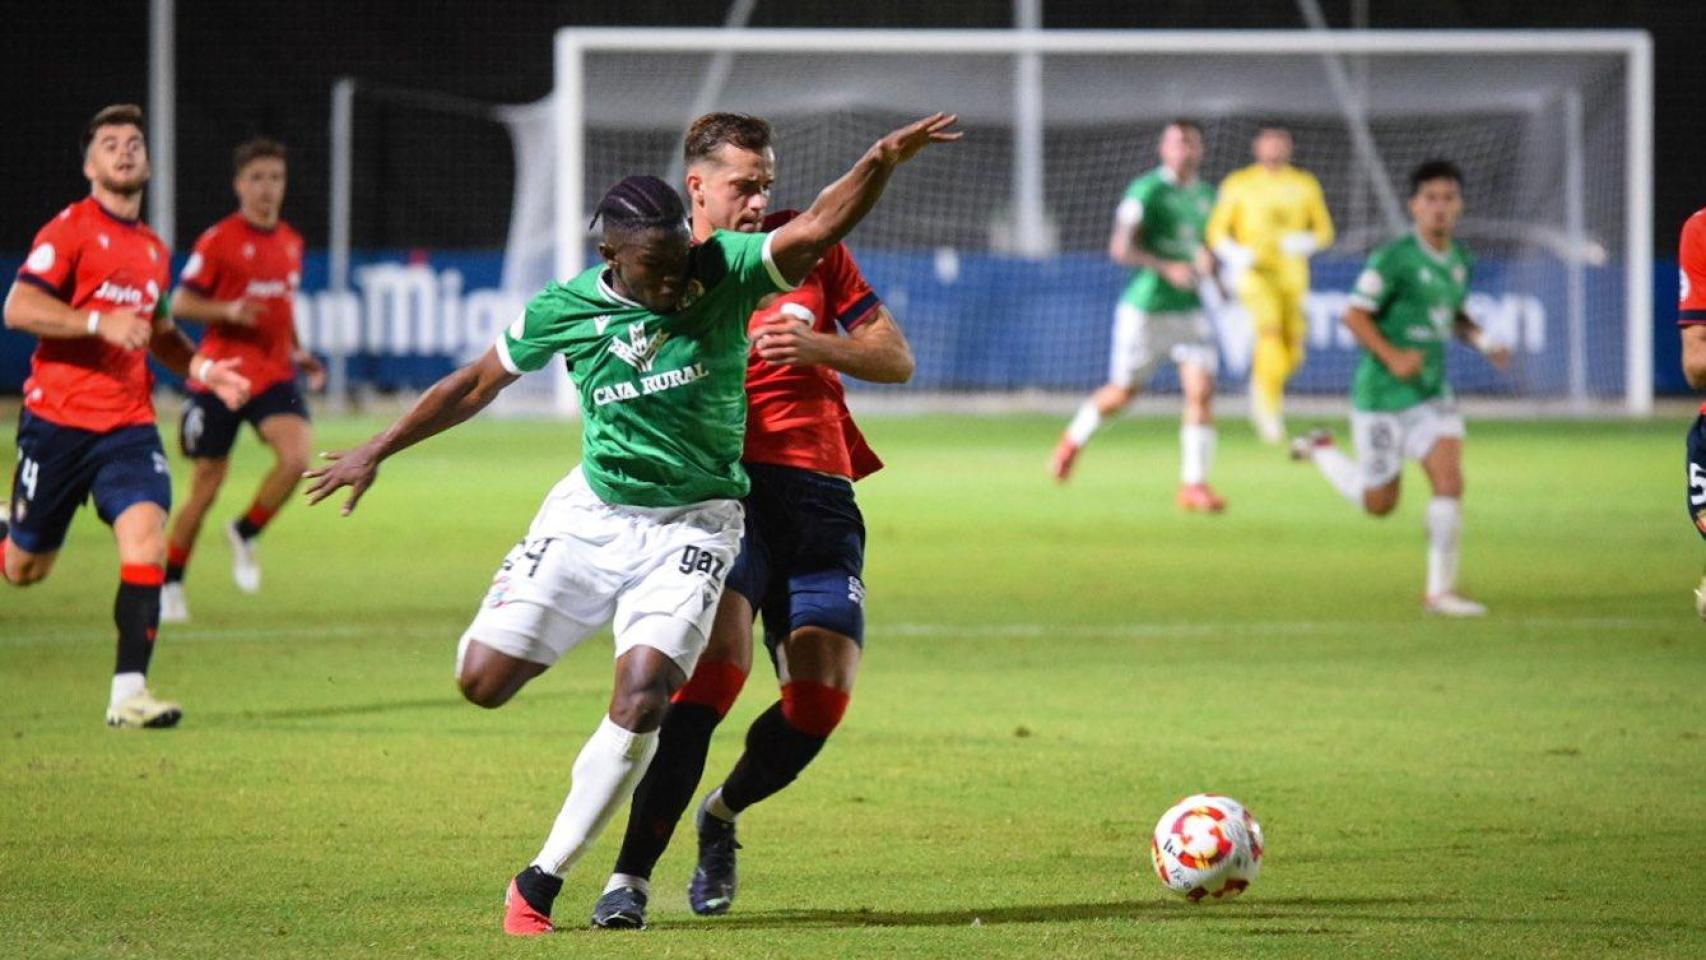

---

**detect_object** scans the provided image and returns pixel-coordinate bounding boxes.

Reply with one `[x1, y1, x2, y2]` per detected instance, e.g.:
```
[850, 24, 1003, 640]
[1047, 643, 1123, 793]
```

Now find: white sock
[704, 787, 738, 823]
[1180, 424, 1216, 485]
[530, 716, 658, 877]
[1426, 496, 1462, 598]
[604, 873, 650, 897]
[1065, 402, 1102, 446]
[110, 671, 145, 708]
[1309, 446, 1365, 505]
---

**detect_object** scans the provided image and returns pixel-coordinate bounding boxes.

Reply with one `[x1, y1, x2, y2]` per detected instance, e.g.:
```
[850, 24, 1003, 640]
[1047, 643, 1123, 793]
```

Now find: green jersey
[1347, 232, 1473, 412]
[500, 229, 792, 507]
[1116, 167, 1215, 314]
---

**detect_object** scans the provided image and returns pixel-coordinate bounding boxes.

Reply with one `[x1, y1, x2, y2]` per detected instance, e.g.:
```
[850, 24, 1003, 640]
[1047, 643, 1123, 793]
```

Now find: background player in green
[301, 112, 959, 936]
[1292, 159, 1509, 617]
[1052, 119, 1227, 513]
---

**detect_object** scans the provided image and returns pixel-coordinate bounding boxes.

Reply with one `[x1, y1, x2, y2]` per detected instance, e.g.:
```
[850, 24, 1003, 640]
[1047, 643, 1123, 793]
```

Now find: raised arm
[1344, 305, 1422, 382]
[768, 113, 960, 286]
[171, 285, 265, 328]
[753, 305, 915, 384]
[4, 280, 150, 346]
[303, 346, 519, 515]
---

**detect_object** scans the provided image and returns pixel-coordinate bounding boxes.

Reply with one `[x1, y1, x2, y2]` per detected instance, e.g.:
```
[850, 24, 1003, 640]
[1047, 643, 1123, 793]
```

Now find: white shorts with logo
[1109, 303, 1218, 388]
[458, 467, 744, 676]
[1350, 399, 1466, 489]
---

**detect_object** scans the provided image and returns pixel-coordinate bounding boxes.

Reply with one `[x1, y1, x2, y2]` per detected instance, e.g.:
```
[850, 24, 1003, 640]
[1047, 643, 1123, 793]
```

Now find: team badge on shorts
[485, 573, 513, 608]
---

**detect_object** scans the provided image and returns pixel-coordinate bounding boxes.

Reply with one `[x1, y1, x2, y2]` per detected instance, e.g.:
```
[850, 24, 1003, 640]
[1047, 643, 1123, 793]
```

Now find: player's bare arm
[769, 113, 960, 285]
[170, 285, 264, 327]
[145, 310, 251, 410]
[303, 347, 519, 515]
[752, 305, 914, 383]
[1108, 220, 1197, 291]
[1454, 308, 1511, 370]
[1343, 305, 1423, 381]
[1684, 325, 1706, 390]
[4, 280, 151, 348]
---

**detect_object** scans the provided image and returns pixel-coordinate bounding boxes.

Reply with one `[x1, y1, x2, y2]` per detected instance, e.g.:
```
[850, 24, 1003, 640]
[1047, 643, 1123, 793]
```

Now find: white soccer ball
[1149, 793, 1264, 902]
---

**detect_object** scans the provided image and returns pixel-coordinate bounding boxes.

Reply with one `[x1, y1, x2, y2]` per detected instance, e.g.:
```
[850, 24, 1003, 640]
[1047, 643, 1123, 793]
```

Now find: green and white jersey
[1115, 167, 1215, 314]
[1346, 231, 1473, 413]
[498, 229, 793, 507]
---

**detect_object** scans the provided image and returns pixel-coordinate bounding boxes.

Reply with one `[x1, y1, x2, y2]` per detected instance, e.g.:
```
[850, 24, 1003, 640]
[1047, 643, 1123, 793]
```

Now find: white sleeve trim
[1114, 198, 1143, 229]
[760, 230, 799, 292]
[494, 332, 523, 375]
[1346, 294, 1380, 312]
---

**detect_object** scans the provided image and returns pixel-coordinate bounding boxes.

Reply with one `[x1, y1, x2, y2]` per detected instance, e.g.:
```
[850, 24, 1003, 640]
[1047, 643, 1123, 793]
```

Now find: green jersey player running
[1052, 118, 1227, 513]
[302, 112, 960, 935]
[1291, 159, 1509, 617]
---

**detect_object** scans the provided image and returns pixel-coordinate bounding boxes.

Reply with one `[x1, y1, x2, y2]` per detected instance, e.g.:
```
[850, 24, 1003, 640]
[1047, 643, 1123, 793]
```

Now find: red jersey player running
[2, 104, 249, 727]
[1676, 206, 1706, 617]
[592, 114, 916, 928]
[161, 138, 322, 621]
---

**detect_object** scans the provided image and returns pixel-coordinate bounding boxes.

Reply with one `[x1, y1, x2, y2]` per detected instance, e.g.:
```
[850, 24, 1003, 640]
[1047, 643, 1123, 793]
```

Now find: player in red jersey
[591, 114, 916, 928]
[160, 138, 323, 621]
[1677, 207, 1706, 616]
[2, 104, 250, 727]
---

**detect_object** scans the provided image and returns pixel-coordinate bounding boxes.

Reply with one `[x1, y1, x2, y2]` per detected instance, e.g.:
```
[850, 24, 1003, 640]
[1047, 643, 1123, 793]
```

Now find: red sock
[779, 681, 851, 738]
[670, 658, 748, 717]
[235, 502, 277, 540]
[120, 563, 166, 587]
[0, 538, 10, 585]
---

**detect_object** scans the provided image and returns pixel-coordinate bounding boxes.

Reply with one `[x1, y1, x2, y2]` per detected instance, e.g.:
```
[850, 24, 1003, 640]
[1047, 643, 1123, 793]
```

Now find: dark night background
[3, 1, 1700, 256]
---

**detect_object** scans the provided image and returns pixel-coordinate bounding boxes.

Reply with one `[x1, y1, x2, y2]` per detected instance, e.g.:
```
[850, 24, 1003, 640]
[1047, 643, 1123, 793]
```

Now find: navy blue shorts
[8, 410, 172, 554]
[726, 462, 867, 658]
[179, 380, 309, 460]
[1687, 414, 1706, 540]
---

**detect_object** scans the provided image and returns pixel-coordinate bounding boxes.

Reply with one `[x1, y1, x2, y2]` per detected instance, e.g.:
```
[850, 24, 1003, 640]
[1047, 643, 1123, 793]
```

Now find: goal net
[519, 29, 1650, 414]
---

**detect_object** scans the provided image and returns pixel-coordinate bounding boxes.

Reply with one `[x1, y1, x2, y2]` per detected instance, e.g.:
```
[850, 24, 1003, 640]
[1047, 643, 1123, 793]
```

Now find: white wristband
[195, 358, 214, 383]
[86, 311, 101, 335]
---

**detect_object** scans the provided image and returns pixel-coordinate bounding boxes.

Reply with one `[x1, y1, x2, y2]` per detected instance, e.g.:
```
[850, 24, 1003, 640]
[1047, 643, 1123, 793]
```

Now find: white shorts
[1351, 400, 1466, 489]
[458, 467, 744, 676]
[1109, 304, 1218, 388]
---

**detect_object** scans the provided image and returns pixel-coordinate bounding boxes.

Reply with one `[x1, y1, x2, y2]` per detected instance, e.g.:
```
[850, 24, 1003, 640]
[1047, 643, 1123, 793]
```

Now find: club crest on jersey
[608, 321, 670, 372]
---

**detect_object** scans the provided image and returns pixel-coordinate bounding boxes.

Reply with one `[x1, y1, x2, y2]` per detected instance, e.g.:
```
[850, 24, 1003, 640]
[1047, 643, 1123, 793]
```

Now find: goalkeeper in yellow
[1206, 125, 1335, 444]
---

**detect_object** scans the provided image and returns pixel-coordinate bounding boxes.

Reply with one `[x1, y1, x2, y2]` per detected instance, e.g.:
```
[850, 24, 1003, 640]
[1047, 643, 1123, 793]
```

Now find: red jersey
[1681, 209, 1706, 411]
[13, 197, 170, 432]
[743, 211, 885, 480]
[178, 213, 304, 394]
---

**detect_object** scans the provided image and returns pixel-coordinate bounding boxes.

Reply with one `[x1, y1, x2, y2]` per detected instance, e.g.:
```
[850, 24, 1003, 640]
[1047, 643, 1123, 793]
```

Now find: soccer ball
[1149, 793, 1264, 901]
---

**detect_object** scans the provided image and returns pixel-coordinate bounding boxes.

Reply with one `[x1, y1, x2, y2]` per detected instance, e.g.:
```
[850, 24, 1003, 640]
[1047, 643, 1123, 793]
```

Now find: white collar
[1156, 165, 1196, 187]
[597, 270, 643, 308]
[1413, 229, 1453, 264]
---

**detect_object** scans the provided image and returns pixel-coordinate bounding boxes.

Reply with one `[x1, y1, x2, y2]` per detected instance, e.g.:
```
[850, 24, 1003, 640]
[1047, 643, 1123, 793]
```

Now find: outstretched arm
[768, 113, 960, 286]
[303, 347, 519, 515]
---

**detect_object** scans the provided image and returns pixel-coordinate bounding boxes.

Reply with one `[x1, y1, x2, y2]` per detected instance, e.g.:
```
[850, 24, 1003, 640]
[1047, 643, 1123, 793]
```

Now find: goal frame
[553, 28, 1654, 414]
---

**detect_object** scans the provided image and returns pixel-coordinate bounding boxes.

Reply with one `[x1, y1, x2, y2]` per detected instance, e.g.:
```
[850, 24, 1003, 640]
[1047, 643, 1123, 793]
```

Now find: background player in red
[1, 104, 249, 727]
[160, 138, 323, 621]
[593, 113, 916, 927]
[1676, 207, 1706, 616]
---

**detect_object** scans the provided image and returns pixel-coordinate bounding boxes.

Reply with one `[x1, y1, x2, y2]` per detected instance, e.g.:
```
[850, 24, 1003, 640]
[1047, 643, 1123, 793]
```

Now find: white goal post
[550, 28, 1654, 414]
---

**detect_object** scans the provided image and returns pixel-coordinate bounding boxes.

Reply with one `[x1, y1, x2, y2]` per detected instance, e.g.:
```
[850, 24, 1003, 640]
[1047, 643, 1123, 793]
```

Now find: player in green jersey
[1052, 119, 1228, 513]
[301, 113, 959, 935]
[1291, 160, 1509, 617]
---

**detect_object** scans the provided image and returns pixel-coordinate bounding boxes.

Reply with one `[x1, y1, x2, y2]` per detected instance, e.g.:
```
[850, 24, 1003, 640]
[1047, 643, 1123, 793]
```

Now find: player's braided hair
[589, 175, 686, 236]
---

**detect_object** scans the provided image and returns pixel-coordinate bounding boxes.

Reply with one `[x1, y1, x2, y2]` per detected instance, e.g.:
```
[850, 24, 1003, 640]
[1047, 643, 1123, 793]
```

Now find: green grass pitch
[2, 410, 1702, 959]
